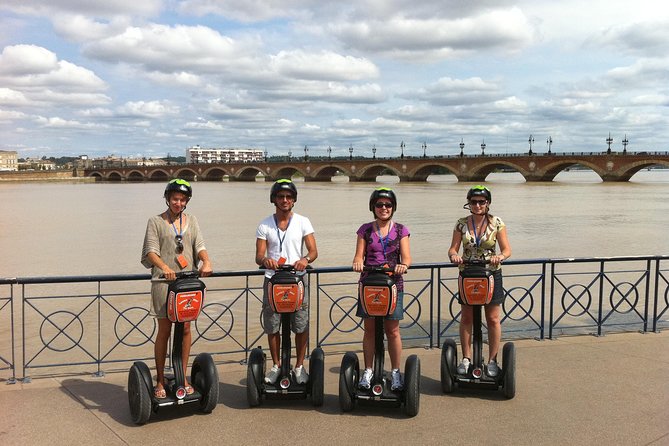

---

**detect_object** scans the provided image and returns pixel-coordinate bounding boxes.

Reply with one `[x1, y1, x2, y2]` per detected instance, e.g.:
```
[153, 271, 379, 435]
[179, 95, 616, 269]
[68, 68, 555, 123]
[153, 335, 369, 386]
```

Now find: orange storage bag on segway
[359, 272, 397, 317]
[458, 265, 494, 305]
[167, 276, 206, 322]
[267, 270, 304, 313]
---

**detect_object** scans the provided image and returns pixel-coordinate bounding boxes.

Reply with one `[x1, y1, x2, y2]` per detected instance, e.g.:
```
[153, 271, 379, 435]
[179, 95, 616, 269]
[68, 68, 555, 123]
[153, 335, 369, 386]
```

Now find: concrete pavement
[1, 331, 668, 446]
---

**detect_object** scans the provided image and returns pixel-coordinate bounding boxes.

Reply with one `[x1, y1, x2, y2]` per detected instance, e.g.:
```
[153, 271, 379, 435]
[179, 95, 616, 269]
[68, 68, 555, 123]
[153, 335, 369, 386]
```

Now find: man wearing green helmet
[255, 179, 318, 385]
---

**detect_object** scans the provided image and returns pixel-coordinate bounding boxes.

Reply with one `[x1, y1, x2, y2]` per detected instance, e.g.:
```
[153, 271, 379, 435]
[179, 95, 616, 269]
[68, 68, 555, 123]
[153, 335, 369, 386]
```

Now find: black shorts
[457, 269, 505, 306]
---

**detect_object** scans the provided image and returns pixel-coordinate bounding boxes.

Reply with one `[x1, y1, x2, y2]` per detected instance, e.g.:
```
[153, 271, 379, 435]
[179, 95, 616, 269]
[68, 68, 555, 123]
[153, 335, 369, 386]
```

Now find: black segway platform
[246, 266, 324, 407]
[128, 272, 219, 424]
[338, 267, 420, 416]
[440, 261, 516, 398]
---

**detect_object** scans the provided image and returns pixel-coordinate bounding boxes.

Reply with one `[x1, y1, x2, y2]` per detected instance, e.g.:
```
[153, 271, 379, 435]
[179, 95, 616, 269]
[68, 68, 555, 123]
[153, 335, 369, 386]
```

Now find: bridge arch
[354, 162, 400, 181]
[406, 162, 458, 181]
[615, 160, 669, 181]
[148, 169, 170, 181]
[310, 164, 349, 181]
[466, 160, 525, 182]
[202, 166, 230, 181]
[233, 165, 265, 181]
[542, 159, 606, 182]
[107, 171, 123, 181]
[271, 166, 308, 181]
[126, 170, 144, 181]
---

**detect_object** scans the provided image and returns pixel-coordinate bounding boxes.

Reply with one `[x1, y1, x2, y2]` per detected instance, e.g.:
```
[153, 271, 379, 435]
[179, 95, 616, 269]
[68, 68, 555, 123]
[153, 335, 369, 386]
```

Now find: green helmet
[369, 187, 397, 212]
[164, 179, 192, 200]
[270, 179, 298, 203]
[467, 185, 491, 203]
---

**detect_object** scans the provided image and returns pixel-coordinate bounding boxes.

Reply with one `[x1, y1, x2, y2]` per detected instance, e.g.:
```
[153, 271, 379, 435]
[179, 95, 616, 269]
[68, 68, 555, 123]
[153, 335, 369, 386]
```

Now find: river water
[2, 170, 668, 278]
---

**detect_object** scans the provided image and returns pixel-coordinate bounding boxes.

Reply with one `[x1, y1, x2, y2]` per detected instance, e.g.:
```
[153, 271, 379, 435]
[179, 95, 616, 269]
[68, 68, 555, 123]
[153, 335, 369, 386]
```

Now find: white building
[186, 145, 265, 164]
[0, 150, 18, 171]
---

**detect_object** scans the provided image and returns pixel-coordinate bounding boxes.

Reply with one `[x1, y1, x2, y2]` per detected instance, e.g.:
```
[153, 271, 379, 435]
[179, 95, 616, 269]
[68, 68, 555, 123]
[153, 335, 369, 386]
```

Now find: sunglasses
[374, 202, 393, 209]
[470, 200, 488, 206]
[175, 235, 184, 254]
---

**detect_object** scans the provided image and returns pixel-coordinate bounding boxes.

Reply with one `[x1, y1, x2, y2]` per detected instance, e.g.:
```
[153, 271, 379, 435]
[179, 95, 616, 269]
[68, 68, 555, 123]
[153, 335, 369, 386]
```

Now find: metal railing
[1, 255, 667, 382]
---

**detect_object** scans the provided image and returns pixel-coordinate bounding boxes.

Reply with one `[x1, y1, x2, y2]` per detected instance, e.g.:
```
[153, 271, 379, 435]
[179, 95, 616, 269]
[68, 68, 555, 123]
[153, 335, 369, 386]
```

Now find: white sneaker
[294, 365, 309, 384]
[457, 358, 470, 375]
[391, 368, 403, 391]
[358, 368, 373, 389]
[487, 360, 499, 377]
[264, 364, 280, 384]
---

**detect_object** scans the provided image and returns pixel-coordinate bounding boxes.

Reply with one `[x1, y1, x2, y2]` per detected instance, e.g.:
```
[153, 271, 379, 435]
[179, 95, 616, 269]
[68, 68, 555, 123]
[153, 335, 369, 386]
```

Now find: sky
[1, 1, 668, 159]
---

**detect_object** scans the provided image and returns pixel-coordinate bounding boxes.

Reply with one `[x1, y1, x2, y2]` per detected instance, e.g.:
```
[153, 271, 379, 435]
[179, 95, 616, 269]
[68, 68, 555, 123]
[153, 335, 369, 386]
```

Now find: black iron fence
[1, 256, 667, 382]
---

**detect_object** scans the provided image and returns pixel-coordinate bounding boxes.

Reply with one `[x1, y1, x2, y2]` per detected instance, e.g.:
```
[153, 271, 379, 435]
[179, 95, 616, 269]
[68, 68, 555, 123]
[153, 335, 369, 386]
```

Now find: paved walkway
[1, 331, 668, 446]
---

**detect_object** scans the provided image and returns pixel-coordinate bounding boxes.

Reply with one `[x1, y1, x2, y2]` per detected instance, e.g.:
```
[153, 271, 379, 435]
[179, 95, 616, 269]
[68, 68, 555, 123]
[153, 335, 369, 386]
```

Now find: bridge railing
[1, 255, 667, 381]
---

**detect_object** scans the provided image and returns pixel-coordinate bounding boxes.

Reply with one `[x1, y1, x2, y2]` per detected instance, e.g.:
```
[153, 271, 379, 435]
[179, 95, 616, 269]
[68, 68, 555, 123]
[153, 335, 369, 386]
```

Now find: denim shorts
[262, 277, 309, 334]
[356, 291, 405, 320]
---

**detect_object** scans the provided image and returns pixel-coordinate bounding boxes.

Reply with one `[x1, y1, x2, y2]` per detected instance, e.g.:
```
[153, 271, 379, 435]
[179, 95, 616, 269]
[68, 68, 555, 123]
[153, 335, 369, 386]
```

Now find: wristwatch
[304, 255, 311, 262]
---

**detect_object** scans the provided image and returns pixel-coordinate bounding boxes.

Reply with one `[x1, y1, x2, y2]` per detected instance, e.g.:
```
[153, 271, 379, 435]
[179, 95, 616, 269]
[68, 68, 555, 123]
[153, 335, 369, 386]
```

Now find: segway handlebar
[152, 271, 200, 283]
[362, 266, 395, 273]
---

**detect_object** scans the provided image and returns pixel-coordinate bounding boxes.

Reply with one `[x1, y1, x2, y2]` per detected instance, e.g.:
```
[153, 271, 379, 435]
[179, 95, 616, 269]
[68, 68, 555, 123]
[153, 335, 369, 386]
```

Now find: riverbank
[0, 170, 95, 182]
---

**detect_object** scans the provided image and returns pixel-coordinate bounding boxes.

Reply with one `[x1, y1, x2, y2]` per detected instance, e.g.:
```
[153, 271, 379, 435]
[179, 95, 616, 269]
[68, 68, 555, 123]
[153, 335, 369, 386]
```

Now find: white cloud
[271, 50, 379, 81]
[116, 101, 180, 118]
[2, 0, 162, 18]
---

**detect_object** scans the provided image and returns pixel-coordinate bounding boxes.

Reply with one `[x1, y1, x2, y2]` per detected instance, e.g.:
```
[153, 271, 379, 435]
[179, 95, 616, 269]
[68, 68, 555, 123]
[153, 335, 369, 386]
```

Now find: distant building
[186, 145, 265, 164]
[20, 157, 56, 171]
[0, 150, 18, 171]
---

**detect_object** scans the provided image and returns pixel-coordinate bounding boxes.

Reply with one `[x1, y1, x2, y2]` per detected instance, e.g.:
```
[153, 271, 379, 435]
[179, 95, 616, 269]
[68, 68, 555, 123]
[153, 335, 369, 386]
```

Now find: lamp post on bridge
[400, 141, 405, 159]
[349, 144, 354, 160]
[327, 146, 332, 160]
[547, 136, 553, 155]
[528, 134, 534, 155]
[606, 133, 613, 154]
[288, 150, 292, 161]
[304, 145, 309, 161]
[422, 142, 427, 158]
[622, 134, 628, 155]
[264, 150, 268, 162]
[481, 140, 486, 156]
[459, 139, 465, 157]
[372, 145, 377, 159]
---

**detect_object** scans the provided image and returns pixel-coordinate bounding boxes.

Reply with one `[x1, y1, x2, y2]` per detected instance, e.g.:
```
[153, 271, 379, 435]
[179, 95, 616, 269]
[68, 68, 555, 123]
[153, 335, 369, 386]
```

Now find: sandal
[154, 386, 167, 399]
[185, 384, 194, 395]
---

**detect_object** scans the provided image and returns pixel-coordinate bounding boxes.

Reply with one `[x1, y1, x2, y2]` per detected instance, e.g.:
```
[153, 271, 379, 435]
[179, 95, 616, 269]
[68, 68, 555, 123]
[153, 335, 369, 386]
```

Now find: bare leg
[459, 305, 473, 360]
[267, 332, 281, 366]
[384, 319, 402, 370]
[362, 318, 375, 369]
[182, 321, 192, 388]
[295, 331, 308, 367]
[485, 304, 502, 361]
[155, 318, 172, 390]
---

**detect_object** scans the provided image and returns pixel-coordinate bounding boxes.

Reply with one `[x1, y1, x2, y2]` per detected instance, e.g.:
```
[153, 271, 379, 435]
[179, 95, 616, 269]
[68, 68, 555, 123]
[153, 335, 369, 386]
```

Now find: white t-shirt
[256, 212, 315, 278]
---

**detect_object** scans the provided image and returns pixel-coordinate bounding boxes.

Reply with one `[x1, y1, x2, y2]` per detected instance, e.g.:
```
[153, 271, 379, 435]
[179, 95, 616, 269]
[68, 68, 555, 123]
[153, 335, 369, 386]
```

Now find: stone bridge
[84, 151, 669, 182]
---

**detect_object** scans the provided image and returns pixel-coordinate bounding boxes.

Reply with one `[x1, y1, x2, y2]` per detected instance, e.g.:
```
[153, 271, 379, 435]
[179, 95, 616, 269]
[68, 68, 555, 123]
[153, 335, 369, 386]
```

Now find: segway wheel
[440, 338, 457, 394]
[309, 347, 325, 407]
[338, 352, 359, 412]
[191, 352, 219, 413]
[502, 342, 516, 399]
[246, 347, 264, 407]
[403, 354, 420, 417]
[128, 362, 152, 425]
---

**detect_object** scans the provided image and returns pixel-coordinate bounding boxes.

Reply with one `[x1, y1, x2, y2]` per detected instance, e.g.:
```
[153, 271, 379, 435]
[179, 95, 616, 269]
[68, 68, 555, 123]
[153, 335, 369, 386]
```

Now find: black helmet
[369, 187, 397, 212]
[164, 178, 192, 200]
[270, 179, 298, 203]
[467, 185, 491, 203]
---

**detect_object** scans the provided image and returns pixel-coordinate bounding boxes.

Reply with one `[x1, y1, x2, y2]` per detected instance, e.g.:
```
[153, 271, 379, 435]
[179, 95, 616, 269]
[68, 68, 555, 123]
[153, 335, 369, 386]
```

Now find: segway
[338, 266, 420, 417]
[246, 265, 324, 407]
[128, 271, 219, 424]
[440, 260, 516, 398]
